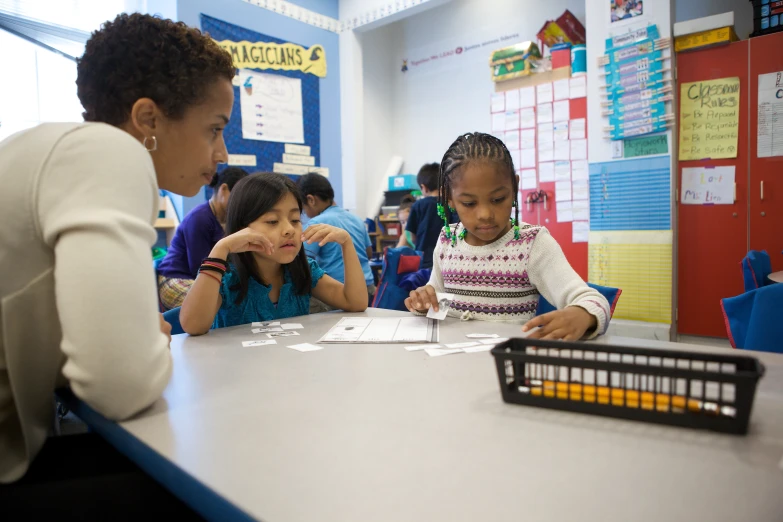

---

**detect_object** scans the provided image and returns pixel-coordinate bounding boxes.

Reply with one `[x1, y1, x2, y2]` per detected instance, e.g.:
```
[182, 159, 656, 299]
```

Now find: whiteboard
[239, 70, 304, 144]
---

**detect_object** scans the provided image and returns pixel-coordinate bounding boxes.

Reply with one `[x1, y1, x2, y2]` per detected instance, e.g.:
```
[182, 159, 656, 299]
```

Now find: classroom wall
[176, 0, 341, 215]
[351, 0, 584, 218]
[289, 0, 339, 19]
[674, 0, 753, 39]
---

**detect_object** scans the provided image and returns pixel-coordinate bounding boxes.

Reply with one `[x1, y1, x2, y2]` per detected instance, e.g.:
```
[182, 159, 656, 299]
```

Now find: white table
[65, 309, 783, 522]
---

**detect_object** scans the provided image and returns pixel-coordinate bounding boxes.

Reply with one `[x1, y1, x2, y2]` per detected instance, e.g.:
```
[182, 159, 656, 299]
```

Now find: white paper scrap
[427, 292, 454, 320]
[425, 348, 463, 357]
[242, 339, 277, 347]
[252, 327, 284, 334]
[466, 333, 500, 339]
[288, 343, 323, 352]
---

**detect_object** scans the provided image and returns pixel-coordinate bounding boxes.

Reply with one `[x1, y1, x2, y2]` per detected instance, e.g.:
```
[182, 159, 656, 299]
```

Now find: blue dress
[213, 258, 325, 328]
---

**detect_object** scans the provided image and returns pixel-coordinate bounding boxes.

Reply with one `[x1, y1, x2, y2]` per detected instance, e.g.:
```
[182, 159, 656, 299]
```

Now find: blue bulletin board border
[201, 14, 320, 175]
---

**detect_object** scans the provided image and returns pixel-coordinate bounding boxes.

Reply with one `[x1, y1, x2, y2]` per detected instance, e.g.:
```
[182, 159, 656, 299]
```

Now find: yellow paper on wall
[679, 77, 740, 161]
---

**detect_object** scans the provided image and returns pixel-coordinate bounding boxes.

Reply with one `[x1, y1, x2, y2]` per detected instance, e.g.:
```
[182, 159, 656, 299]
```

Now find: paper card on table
[572, 221, 589, 243]
[510, 150, 522, 170]
[555, 180, 572, 202]
[427, 292, 454, 320]
[505, 89, 520, 111]
[554, 122, 570, 142]
[504, 111, 520, 131]
[537, 103, 553, 124]
[491, 92, 505, 113]
[267, 330, 301, 338]
[554, 161, 571, 182]
[520, 148, 537, 169]
[520, 86, 536, 108]
[505, 130, 520, 151]
[681, 166, 736, 205]
[520, 107, 536, 128]
[572, 179, 589, 201]
[425, 348, 463, 357]
[520, 129, 536, 149]
[573, 200, 590, 221]
[288, 343, 323, 352]
[553, 100, 570, 122]
[570, 76, 587, 98]
[571, 160, 589, 181]
[282, 323, 304, 330]
[466, 333, 499, 339]
[491, 113, 505, 132]
[481, 337, 509, 344]
[463, 345, 494, 353]
[536, 82, 553, 104]
[405, 344, 440, 351]
[570, 139, 588, 160]
[253, 327, 284, 333]
[554, 140, 570, 161]
[553, 79, 570, 101]
[570, 118, 586, 140]
[538, 122, 554, 133]
[444, 342, 481, 349]
[242, 339, 277, 347]
[539, 162, 555, 182]
[557, 201, 573, 222]
[521, 169, 537, 189]
[253, 321, 281, 327]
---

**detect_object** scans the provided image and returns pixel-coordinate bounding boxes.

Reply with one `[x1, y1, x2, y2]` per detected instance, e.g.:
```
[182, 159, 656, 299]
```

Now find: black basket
[491, 338, 765, 435]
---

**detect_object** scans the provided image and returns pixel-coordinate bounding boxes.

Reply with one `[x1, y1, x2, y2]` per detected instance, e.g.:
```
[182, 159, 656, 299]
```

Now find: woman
[157, 167, 249, 310]
[0, 12, 235, 489]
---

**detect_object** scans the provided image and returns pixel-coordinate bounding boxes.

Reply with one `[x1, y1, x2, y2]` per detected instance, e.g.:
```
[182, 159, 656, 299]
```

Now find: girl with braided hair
[404, 132, 610, 340]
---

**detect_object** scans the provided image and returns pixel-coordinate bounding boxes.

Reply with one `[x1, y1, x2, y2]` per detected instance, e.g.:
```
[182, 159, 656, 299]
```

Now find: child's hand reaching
[521, 306, 597, 341]
[302, 224, 352, 247]
[404, 285, 440, 313]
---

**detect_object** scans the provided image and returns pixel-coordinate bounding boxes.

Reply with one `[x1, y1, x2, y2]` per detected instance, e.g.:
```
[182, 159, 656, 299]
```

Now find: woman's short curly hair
[76, 13, 235, 125]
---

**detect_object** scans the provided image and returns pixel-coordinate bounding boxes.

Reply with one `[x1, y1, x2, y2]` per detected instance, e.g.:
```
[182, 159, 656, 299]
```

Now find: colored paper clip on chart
[524, 189, 548, 212]
[597, 38, 672, 68]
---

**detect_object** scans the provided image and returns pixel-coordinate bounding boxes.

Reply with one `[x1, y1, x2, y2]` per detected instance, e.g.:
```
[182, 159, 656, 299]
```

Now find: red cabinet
[677, 33, 783, 338]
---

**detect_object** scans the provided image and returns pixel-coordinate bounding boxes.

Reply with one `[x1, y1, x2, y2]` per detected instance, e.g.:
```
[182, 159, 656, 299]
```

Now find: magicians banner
[216, 39, 327, 78]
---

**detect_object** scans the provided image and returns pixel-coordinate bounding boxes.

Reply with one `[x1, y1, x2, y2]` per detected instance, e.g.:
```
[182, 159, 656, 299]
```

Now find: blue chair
[721, 284, 783, 353]
[536, 283, 622, 318]
[372, 247, 424, 311]
[741, 250, 772, 292]
[163, 307, 184, 335]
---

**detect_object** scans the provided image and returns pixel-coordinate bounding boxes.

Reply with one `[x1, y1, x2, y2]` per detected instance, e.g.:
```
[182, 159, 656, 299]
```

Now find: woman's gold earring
[143, 136, 158, 152]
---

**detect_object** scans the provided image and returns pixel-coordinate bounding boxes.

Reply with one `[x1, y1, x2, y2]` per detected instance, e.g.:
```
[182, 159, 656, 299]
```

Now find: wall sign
[216, 39, 327, 77]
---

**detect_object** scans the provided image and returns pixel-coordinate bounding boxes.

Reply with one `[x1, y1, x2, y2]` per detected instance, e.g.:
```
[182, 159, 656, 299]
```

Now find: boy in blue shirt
[406, 163, 447, 268]
[298, 173, 375, 310]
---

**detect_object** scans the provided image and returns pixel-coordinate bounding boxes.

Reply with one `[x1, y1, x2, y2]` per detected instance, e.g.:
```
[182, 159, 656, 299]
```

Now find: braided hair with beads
[437, 132, 520, 245]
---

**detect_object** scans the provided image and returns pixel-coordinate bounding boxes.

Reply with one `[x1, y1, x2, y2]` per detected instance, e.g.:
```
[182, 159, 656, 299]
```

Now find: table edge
[57, 389, 258, 522]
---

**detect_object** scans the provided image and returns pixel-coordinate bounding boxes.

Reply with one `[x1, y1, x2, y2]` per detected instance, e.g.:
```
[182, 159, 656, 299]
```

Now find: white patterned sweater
[424, 224, 611, 339]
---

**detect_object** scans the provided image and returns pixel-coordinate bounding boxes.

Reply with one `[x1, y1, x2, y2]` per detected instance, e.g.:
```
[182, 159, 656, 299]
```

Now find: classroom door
[676, 41, 750, 338]
[749, 32, 783, 273]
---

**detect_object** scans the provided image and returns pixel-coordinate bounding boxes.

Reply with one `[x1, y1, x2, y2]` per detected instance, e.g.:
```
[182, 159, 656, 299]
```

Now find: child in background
[405, 163, 451, 268]
[180, 173, 368, 334]
[396, 195, 417, 249]
[297, 173, 376, 309]
[405, 132, 610, 340]
[157, 166, 248, 310]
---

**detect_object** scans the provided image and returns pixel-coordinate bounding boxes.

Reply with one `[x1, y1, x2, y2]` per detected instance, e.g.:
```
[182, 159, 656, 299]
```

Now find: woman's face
[152, 79, 234, 197]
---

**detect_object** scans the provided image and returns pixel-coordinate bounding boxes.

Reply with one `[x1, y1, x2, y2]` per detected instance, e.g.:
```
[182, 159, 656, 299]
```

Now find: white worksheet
[318, 317, 439, 344]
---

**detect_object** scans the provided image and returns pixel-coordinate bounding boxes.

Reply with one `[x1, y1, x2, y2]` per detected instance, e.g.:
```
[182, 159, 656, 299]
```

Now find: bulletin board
[491, 75, 590, 280]
[201, 15, 320, 172]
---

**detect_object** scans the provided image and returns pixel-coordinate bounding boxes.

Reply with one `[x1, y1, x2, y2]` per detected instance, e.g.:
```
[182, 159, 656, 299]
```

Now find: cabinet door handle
[761, 180, 764, 201]
[734, 183, 736, 203]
